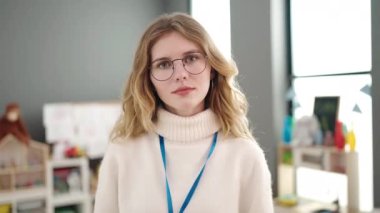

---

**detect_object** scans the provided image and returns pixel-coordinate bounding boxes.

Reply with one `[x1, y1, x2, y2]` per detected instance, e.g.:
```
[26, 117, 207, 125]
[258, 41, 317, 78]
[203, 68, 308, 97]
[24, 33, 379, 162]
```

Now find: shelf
[0, 165, 46, 173]
[50, 158, 87, 168]
[0, 187, 47, 203]
[53, 192, 89, 207]
[15, 165, 45, 173]
[47, 158, 91, 213]
[277, 143, 359, 212]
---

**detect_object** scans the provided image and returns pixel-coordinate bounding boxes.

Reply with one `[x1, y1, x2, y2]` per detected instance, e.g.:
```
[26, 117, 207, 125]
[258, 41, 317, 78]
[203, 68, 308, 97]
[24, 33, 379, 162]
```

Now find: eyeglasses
[150, 52, 207, 81]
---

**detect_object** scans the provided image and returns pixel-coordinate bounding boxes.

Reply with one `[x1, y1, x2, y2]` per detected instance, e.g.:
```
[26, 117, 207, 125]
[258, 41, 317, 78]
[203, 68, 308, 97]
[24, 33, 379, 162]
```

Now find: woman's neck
[163, 103, 205, 117]
[154, 108, 220, 142]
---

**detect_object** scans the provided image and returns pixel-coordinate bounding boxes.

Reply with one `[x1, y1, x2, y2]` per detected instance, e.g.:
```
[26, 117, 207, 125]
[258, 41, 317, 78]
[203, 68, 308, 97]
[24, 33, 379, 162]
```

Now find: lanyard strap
[159, 132, 218, 213]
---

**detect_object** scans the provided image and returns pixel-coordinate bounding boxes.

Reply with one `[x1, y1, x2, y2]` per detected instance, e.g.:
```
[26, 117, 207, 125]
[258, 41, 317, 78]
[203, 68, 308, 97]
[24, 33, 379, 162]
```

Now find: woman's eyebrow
[151, 49, 202, 63]
[151, 56, 171, 63]
[182, 49, 202, 55]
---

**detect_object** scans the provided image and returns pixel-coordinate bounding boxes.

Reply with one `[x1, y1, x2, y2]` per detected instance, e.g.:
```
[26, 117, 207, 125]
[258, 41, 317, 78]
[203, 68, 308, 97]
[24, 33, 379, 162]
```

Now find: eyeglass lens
[151, 52, 207, 81]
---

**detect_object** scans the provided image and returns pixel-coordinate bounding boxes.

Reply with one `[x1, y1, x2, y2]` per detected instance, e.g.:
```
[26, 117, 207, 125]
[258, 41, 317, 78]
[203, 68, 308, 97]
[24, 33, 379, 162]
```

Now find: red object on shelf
[64, 146, 85, 158]
[334, 121, 345, 150]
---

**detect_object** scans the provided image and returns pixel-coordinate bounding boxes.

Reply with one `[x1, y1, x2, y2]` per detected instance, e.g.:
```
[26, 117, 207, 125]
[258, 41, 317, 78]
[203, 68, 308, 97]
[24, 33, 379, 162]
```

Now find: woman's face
[150, 31, 212, 117]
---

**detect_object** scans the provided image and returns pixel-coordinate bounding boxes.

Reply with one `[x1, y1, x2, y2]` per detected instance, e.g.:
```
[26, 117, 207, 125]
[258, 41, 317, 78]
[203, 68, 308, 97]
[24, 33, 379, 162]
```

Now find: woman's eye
[184, 54, 199, 64]
[157, 61, 172, 69]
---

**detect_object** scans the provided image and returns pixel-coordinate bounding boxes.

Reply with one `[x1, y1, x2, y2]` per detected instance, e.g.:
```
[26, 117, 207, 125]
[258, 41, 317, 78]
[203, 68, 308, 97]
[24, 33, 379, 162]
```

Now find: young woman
[94, 12, 273, 213]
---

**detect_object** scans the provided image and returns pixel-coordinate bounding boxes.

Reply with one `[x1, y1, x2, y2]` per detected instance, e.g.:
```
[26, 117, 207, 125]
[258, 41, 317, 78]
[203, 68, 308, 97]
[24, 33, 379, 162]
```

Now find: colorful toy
[334, 121, 345, 150]
[65, 146, 86, 158]
[0, 103, 30, 145]
[346, 129, 356, 152]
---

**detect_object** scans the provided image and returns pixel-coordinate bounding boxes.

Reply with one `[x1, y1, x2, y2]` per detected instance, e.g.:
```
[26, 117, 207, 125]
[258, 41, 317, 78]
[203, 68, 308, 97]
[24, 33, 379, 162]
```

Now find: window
[289, 0, 373, 211]
[191, 0, 231, 59]
[291, 0, 371, 76]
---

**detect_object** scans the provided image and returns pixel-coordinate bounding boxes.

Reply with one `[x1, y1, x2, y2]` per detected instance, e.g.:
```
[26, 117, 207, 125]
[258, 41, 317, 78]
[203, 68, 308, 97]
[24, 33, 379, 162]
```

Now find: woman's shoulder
[220, 135, 267, 161]
[221, 134, 262, 150]
[220, 135, 271, 181]
[106, 132, 156, 154]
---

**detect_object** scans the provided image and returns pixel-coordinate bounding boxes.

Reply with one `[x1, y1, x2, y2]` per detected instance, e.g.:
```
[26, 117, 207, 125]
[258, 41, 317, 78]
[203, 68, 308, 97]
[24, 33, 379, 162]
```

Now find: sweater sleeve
[93, 143, 119, 213]
[239, 142, 274, 213]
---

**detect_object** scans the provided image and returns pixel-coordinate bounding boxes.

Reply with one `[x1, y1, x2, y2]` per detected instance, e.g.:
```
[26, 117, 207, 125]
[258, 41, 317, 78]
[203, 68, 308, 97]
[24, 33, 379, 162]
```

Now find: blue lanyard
[159, 132, 218, 213]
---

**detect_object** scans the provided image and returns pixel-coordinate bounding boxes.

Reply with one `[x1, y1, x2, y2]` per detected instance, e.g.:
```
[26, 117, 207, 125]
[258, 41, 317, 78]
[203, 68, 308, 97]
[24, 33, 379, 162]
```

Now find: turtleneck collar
[154, 108, 221, 142]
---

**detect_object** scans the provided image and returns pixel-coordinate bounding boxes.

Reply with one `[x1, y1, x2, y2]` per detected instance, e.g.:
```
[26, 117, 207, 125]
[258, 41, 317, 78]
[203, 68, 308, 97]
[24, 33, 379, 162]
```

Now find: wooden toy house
[0, 134, 49, 192]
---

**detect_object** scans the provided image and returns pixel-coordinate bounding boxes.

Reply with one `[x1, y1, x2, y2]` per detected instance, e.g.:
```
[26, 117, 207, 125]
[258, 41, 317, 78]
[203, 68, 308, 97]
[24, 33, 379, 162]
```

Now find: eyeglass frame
[149, 52, 208, 81]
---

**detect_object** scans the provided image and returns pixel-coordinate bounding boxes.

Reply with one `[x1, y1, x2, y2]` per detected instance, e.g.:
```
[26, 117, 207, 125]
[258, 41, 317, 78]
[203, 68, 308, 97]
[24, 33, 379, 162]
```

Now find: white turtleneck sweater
[94, 109, 273, 213]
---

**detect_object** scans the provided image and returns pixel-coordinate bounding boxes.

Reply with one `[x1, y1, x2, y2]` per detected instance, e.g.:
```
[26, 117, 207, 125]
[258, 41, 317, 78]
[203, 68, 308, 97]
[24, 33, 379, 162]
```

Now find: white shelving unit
[46, 158, 91, 213]
[277, 144, 359, 212]
[0, 187, 48, 213]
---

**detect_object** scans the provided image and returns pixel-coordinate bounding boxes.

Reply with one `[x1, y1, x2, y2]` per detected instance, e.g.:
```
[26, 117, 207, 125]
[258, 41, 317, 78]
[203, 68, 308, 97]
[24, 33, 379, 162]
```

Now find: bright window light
[297, 167, 348, 206]
[191, 0, 231, 59]
[291, 0, 372, 76]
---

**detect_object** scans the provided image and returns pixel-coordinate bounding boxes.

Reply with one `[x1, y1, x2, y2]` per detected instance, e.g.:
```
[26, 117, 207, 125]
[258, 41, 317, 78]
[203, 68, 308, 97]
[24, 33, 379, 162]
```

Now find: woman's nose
[172, 60, 188, 81]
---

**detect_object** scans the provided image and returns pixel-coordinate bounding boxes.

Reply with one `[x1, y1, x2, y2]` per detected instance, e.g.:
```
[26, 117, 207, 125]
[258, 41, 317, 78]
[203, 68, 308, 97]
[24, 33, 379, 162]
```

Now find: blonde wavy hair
[111, 12, 253, 140]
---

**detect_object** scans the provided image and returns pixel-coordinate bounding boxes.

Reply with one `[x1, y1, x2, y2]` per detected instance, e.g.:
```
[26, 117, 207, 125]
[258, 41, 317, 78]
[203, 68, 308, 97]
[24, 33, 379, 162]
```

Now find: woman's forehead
[151, 32, 202, 60]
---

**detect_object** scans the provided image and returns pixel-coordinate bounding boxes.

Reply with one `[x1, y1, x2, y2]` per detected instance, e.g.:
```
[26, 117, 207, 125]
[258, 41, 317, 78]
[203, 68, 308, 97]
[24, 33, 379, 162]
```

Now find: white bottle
[67, 170, 81, 193]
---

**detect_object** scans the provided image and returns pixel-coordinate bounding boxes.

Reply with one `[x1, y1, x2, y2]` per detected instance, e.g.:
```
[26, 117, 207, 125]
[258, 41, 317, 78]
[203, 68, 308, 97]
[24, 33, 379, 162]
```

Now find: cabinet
[277, 144, 359, 212]
[0, 136, 94, 213]
[46, 158, 91, 213]
[0, 135, 49, 213]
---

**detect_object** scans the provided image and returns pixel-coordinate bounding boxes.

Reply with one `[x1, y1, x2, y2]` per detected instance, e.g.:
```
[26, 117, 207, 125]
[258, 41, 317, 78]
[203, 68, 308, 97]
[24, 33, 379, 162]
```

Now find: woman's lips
[172, 87, 195, 96]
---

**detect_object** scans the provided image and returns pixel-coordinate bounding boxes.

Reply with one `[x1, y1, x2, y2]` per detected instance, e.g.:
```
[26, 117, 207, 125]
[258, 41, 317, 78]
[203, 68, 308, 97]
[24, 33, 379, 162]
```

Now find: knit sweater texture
[94, 108, 274, 213]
